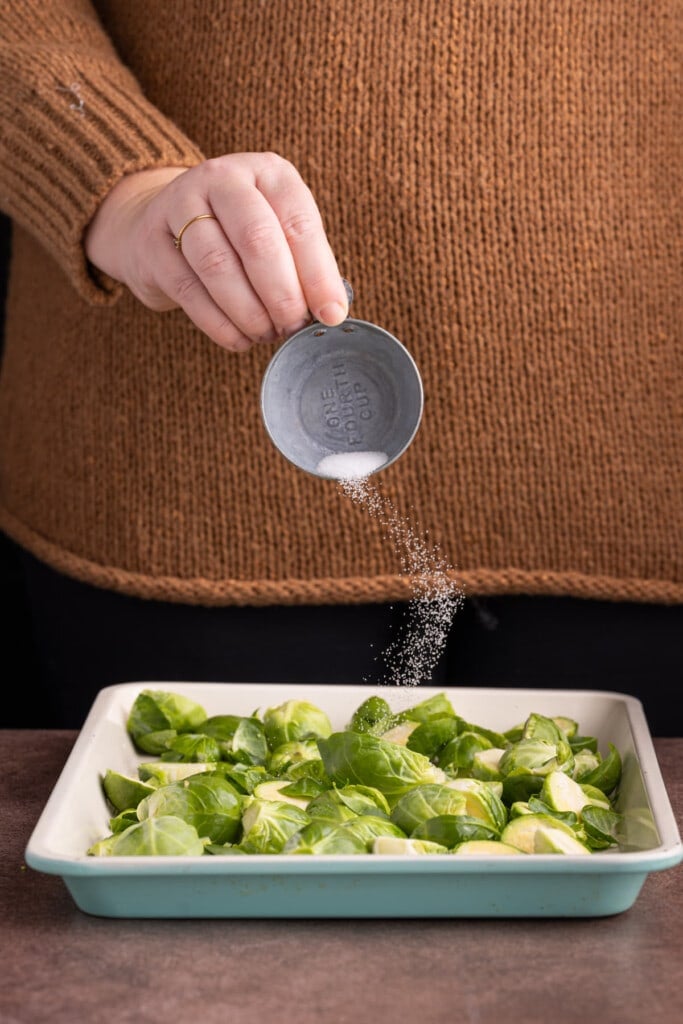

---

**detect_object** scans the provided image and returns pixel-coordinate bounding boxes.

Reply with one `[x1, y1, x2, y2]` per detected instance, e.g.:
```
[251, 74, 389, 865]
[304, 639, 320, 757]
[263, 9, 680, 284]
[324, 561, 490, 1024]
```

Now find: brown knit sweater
[0, 0, 681, 605]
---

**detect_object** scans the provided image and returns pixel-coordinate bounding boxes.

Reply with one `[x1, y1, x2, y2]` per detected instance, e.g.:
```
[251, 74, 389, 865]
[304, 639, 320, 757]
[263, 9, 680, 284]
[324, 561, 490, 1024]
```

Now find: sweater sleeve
[0, 0, 205, 304]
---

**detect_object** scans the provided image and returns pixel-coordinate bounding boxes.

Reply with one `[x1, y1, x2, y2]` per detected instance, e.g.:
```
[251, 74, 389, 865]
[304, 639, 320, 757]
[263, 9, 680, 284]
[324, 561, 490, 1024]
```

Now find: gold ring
[173, 213, 218, 253]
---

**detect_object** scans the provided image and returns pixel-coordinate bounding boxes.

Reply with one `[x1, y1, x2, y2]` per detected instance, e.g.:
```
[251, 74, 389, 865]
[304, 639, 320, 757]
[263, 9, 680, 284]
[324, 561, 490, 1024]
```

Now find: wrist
[84, 166, 190, 281]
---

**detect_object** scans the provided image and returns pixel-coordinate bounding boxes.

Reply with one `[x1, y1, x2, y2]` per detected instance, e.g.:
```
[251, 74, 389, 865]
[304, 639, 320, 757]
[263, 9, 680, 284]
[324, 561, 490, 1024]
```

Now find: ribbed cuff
[0, 53, 204, 304]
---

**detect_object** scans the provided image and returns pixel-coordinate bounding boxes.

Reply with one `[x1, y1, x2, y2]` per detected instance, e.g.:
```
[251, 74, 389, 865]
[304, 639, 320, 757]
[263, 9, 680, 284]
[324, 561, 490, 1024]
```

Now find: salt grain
[339, 475, 464, 688]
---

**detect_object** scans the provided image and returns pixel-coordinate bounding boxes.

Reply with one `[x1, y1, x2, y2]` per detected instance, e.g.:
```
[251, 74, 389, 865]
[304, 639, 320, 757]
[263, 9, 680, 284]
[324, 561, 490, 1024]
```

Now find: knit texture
[0, 0, 681, 605]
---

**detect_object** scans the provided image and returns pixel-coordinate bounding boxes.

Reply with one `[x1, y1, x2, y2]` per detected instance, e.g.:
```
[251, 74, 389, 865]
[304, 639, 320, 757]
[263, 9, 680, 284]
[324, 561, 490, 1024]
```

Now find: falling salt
[338, 475, 464, 688]
[316, 451, 388, 480]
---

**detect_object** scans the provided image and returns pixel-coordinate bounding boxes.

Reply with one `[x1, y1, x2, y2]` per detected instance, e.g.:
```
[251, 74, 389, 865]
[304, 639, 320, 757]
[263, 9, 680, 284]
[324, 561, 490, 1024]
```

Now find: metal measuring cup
[260, 282, 424, 479]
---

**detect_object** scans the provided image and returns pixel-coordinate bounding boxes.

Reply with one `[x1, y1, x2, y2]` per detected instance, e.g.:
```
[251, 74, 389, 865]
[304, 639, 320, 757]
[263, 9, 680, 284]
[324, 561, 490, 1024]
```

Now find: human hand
[84, 154, 349, 351]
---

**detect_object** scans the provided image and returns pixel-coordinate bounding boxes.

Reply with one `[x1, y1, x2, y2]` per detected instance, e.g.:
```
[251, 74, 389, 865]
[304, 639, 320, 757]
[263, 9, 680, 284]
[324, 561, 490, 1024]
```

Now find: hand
[84, 154, 349, 352]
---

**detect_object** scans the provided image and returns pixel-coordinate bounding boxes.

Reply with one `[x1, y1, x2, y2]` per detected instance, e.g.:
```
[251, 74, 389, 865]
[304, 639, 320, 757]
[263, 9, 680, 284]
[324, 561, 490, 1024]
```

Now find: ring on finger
[173, 214, 218, 253]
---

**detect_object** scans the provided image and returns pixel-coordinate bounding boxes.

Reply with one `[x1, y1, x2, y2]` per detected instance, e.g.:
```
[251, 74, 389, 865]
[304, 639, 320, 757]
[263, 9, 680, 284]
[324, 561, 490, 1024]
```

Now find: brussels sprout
[306, 798, 358, 823]
[307, 784, 391, 819]
[283, 819, 368, 854]
[318, 731, 446, 802]
[500, 735, 574, 780]
[138, 761, 219, 785]
[396, 692, 456, 723]
[501, 774, 544, 805]
[500, 813, 591, 855]
[348, 696, 396, 735]
[405, 715, 460, 760]
[198, 714, 242, 738]
[285, 758, 331, 786]
[269, 739, 321, 773]
[452, 716, 507, 748]
[438, 732, 492, 772]
[200, 715, 269, 765]
[540, 770, 591, 815]
[276, 776, 327, 800]
[509, 800, 533, 818]
[102, 770, 156, 812]
[522, 713, 566, 744]
[526, 795, 579, 827]
[137, 775, 243, 845]
[88, 816, 208, 856]
[582, 806, 625, 849]
[442, 779, 508, 831]
[539, 770, 612, 817]
[240, 799, 310, 853]
[576, 743, 622, 796]
[109, 809, 139, 833]
[390, 784, 467, 835]
[161, 733, 222, 763]
[127, 690, 207, 748]
[552, 716, 578, 739]
[518, 717, 574, 773]
[579, 783, 612, 809]
[452, 840, 525, 856]
[572, 749, 602, 780]
[469, 747, 506, 782]
[252, 779, 310, 809]
[340, 815, 407, 849]
[135, 729, 178, 755]
[570, 734, 599, 754]
[372, 836, 448, 855]
[412, 815, 499, 847]
[263, 700, 332, 749]
[219, 764, 273, 794]
[380, 721, 420, 746]
[204, 844, 250, 856]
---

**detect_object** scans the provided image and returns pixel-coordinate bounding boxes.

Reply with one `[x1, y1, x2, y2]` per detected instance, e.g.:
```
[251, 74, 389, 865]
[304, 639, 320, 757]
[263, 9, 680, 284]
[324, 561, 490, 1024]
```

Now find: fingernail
[317, 301, 347, 326]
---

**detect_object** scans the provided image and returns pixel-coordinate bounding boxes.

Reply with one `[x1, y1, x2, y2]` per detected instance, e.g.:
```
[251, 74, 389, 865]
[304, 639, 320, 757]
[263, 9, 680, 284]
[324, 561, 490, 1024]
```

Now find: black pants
[3, 535, 682, 734]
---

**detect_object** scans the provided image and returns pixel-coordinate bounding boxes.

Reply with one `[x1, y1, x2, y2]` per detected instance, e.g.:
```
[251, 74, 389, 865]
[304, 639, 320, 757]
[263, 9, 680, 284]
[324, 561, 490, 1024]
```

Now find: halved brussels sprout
[372, 836, 448, 855]
[88, 815, 208, 856]
[405, 715, 460, 760]
[581, 805, 625, 849]
[575, 743, 622, 796]
[341, 815, 407, 850]
[451, 840, 524, 856]
[348, 696, 396, 735]
[282, 819, 368, 854]
[161, 733, 222, 763]
[138, 761, 219, 785]
[240, 799, 310, 853]
[200, 715, 269, 765]
[441, 778, 508, 831]
[127, 690, 207, 748]
[307, 784, 390, 820]
[390, 784, 467, 835]
[500, 813, 590, 855]
[269, 739, 321, 773]
[102, 770, 156, 813]
[252, 779, 310, 809]
[412, 815, 499, 847]
[137, 775, 243, 845]
[263, 700, 332, 749]
[438, 732, 492, 772]
[318, 731, 446, 803]
[380, 721, 420, 746]
[395, 692, 456, 724]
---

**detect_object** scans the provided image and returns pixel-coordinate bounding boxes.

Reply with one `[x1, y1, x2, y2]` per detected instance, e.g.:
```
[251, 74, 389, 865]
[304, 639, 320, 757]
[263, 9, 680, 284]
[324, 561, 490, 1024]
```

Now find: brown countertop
[1, 730, 682, 1024]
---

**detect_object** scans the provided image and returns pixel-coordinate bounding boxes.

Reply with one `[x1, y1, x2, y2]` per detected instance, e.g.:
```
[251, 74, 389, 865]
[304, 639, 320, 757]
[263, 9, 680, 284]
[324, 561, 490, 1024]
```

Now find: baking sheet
[25, 683, 683, 918]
